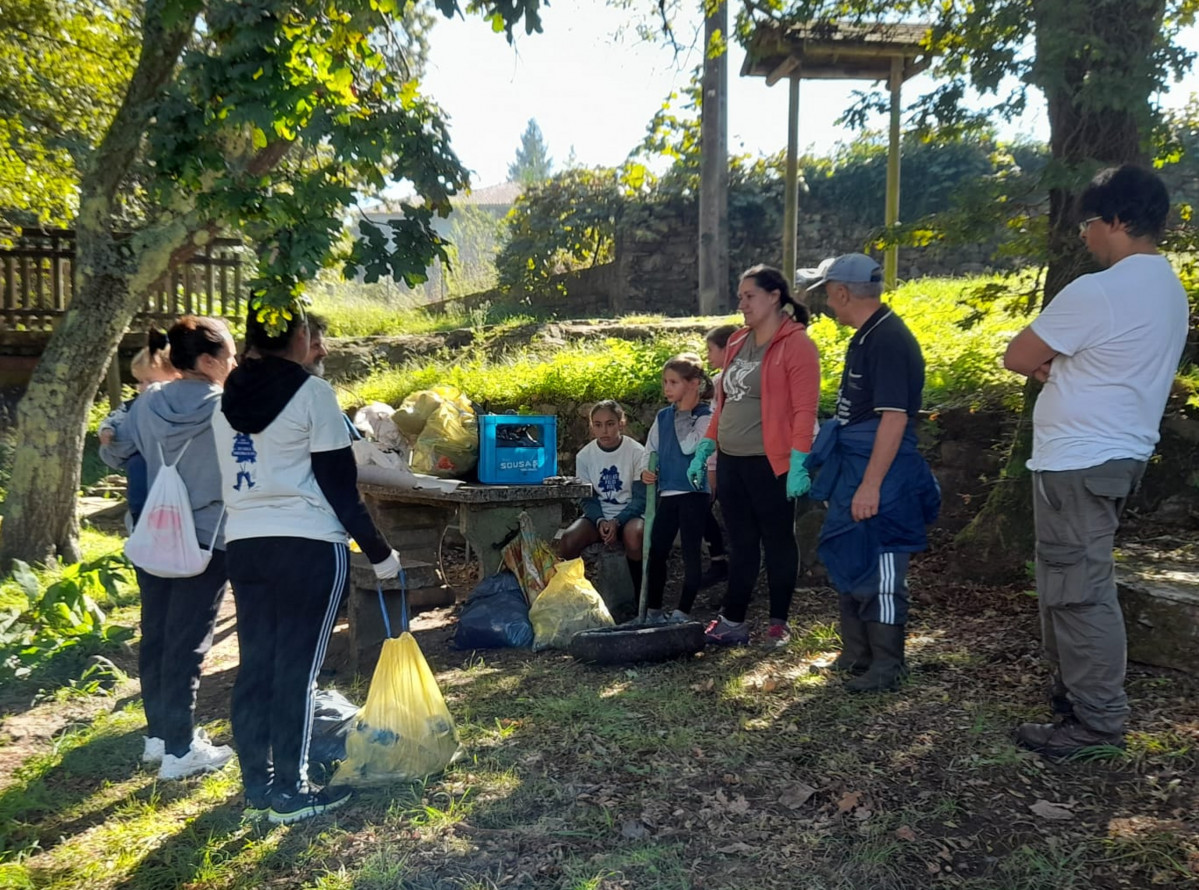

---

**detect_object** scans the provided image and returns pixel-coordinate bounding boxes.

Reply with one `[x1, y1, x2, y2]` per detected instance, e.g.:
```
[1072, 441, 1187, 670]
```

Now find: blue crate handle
[375, 561, 409, 639]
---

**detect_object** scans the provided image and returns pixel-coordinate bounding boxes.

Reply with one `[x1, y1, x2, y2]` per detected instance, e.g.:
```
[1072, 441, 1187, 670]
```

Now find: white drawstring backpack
[125, 438, 224, 578]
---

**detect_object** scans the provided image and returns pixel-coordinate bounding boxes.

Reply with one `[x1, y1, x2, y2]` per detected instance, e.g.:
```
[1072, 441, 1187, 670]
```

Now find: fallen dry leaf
[837, 790, 863, 814]
[727, 795, 750, 815]
[1029, 800, 1074, 821]
[761, 677, 780, 693]
[780, 783, 817, 809]
[620, 819, 649, 840]
[895, 825, 918, 842]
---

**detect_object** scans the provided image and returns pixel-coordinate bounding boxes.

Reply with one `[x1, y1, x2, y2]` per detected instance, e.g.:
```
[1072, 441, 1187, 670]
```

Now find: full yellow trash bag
[331, 633, 460, 786]
[393, 385, 478, 478]
[528, 557, 614, 651]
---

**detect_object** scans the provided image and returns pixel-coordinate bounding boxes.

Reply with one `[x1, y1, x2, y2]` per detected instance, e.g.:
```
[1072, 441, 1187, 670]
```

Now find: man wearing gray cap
[803, 254, 940, 692]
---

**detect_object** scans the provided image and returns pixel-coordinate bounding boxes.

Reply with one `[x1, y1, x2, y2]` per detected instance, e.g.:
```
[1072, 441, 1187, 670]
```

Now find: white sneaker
[142, 736, 165, 765]
[158, 735, 234, 780]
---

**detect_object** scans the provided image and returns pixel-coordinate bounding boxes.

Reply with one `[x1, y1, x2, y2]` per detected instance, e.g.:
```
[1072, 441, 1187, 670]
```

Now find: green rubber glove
[687, 439, 717, 489]
[786, 449, 811, 499]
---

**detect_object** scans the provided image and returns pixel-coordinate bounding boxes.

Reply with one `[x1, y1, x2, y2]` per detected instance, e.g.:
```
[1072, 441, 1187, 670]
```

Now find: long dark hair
[741, 265, 811, 325]
[167, 317, 229, 371]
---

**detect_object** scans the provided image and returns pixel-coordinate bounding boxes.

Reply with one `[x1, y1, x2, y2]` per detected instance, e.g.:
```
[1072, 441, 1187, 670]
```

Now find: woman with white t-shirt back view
[556, 400, 647, 593]
[212, 308, 401, 825]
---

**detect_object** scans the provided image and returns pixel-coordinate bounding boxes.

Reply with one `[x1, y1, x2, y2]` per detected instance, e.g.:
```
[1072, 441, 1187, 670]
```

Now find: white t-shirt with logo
[213, 376, 352, 543]
[1029, 253, 1188, 472]
[575, 436, 646, 521]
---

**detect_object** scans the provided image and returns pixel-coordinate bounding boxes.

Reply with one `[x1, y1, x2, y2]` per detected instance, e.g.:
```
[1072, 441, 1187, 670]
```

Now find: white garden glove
[372, 549, 402, 581]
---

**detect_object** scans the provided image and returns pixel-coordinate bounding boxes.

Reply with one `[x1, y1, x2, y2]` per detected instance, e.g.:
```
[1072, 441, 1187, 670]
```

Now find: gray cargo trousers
[1033, 458, 1146, 736]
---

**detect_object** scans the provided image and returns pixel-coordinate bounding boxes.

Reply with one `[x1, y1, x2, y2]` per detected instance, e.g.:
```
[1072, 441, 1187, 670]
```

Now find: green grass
[345, 274, 1031, 414]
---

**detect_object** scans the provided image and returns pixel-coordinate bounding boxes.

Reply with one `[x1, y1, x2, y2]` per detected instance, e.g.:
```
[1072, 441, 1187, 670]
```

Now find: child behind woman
[699, 325, 739, 589]
[557, 400, 646, 590]
[99, 330, 180, 525]
[640, 353, 715, 622]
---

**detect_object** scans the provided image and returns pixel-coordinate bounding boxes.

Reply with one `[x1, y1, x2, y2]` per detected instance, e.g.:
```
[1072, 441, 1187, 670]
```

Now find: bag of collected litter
[332, 586, 460, 786]
[453, 572, 533, 649]
[528, 557, 614, 651]
[501, 510, 558, 602]
[393, 385, 478, 478]
[308, 688, 360, 783]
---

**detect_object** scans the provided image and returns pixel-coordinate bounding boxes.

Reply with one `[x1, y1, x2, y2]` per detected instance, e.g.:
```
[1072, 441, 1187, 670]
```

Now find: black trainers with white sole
[268, 786, 352, 825]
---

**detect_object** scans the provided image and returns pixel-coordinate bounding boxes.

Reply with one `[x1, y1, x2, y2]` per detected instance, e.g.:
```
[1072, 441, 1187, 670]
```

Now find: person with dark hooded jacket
[100, 316, 237, 780]
[212, 307, 400, 825]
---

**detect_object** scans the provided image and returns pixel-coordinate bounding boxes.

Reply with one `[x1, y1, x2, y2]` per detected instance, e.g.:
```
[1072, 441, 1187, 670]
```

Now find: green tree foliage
[2, 0, 546, 566]
[507, 118, 554, 185]
[497, 167, 625, 294]
[0, 0, 139, 226]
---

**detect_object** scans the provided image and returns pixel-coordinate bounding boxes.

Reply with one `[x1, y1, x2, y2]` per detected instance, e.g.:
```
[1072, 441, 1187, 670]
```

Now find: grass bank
[345, 276, 1029, 415]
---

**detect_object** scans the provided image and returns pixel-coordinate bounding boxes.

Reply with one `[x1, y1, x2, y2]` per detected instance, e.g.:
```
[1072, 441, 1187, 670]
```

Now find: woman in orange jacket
[687, 265, 821, 647]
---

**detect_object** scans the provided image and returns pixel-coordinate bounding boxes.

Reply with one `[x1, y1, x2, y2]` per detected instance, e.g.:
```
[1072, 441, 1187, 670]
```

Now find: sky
[419, 0, 1199, 192]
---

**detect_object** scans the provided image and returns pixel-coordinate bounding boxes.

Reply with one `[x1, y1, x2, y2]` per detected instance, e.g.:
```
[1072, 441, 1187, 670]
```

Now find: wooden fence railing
[0, 228, 250, 331]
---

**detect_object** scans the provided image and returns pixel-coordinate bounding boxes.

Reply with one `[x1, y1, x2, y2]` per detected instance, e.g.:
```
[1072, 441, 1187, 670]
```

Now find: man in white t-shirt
[1003, 165, 1189, 758]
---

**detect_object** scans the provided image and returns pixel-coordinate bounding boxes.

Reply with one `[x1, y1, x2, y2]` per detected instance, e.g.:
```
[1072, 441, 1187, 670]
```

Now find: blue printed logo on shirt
[231, 432, 257, 491]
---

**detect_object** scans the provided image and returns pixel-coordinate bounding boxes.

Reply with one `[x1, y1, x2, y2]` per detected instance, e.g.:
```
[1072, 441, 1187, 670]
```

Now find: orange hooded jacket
[703, 316, 820, 476]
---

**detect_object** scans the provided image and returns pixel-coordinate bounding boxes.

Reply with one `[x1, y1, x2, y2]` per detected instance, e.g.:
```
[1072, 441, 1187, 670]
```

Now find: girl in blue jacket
[640, 353, 714, 622]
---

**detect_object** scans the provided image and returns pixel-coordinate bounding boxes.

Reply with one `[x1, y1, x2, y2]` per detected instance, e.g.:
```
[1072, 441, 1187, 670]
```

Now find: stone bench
[579, 541, 637, 619]
[1117, 556, 1199, 674]
[347, 552, 453, 675]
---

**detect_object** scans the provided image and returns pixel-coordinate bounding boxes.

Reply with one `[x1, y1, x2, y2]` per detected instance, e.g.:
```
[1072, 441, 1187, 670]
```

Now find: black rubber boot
[831, 596, 871, 675]
[845, 623, 907, 693]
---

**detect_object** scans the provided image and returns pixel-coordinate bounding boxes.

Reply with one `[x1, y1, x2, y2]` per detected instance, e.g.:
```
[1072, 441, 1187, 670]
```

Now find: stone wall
[432, 198, 1015, 319]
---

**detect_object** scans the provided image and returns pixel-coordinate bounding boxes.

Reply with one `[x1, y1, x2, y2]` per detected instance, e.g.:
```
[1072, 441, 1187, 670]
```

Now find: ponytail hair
[167, 316, 229, 371]
[740, 264, 811, 325]
[130, 328, 172, 380]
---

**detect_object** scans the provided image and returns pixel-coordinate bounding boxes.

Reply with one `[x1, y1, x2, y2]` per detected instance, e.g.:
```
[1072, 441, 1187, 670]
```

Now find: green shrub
[347, 275, 1029, 413]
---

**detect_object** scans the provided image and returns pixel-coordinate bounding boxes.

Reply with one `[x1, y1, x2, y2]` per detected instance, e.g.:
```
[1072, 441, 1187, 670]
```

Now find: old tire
[569, 621, 706, 665]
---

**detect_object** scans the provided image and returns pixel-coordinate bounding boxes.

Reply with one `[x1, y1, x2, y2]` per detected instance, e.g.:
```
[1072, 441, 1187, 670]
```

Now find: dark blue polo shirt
[835, 305, 924, 427]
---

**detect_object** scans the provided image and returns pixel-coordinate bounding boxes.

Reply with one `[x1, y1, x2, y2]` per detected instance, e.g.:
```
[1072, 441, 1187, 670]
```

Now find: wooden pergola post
[782, 76, 801, 285]
[740, 21, 931, 292]
[884, 54, 903, 290]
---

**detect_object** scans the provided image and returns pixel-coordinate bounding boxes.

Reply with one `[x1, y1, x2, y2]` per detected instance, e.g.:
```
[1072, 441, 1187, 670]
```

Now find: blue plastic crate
[477, 415, 558, 484]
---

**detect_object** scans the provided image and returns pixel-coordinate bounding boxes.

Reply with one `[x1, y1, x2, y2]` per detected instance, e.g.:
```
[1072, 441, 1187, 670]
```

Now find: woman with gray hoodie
[100, 316, 237, 780]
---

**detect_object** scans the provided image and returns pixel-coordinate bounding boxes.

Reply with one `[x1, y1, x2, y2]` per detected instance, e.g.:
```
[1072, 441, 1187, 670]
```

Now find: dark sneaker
[665, 610, 692, 624]
[1014, 717, 1125, 758]
[268, 786, 352, 825]
[704, 617, 749, 646]
[244, 789, 272, 819]
[699, 559, 728, 589]
[764, 622, 791, 648]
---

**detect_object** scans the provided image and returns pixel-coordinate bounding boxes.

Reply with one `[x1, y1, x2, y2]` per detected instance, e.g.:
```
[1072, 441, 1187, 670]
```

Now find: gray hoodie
[99, 379, 226, 550]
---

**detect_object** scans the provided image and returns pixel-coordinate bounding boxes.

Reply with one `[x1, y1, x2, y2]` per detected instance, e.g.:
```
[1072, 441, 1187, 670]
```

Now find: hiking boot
[832, 596, 871, 675]
[269, 786, 352, 825]
[699, 558, 728, 589]
[1015, 717, 1125, 758]
[142, 736, 165, 766]
[845, 623, 907, 693]
[704, 616, 749, 646]
[764, 621, 791, 649]
[158, 734, 234, 780]
[665, 610, 692, 624]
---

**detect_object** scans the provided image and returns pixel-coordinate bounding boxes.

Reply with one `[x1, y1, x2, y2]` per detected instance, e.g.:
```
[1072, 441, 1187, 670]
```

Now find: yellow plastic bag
[393, 386, 478, 478]
[501, 510, 558, 602]
[528, 557, 614, 651]
[331, 633, 460, 786]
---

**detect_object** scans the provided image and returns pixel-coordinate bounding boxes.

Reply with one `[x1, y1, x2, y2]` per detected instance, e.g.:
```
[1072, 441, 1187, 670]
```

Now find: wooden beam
[884, 54, 902, 291]
[783, 76, 800, 287]
[765, 55, 801, 87]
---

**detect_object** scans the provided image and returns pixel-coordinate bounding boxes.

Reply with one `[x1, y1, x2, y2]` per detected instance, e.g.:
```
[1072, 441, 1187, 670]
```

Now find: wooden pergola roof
[741, 20, 931, 86]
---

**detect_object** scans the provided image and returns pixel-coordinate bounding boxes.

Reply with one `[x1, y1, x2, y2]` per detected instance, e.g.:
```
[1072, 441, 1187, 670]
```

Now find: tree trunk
[952, 0, 1164, 581]
[0, 3, 194, 568]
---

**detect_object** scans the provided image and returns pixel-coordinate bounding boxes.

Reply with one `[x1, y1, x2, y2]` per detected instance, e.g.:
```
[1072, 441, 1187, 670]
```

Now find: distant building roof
[365, 181, 523, 218]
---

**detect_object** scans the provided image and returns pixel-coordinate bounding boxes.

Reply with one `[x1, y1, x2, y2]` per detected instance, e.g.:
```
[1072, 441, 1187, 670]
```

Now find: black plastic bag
[452, 571, 534, 649]
[308, 688, 360, 781]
